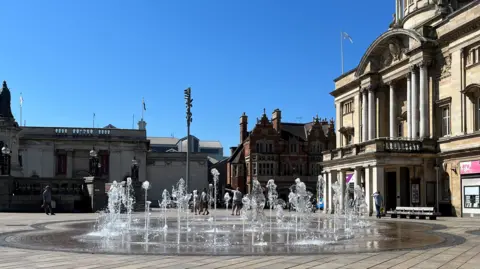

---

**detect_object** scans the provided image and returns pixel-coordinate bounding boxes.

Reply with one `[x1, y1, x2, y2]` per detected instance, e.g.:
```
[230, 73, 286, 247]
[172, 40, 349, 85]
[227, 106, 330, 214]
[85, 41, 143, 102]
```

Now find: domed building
[322, 0, 480, 217]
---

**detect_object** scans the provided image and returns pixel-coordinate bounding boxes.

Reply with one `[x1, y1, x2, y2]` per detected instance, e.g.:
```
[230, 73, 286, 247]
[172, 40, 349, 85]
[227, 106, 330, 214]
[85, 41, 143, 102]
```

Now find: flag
[19, 93, 23, 107]
[142, 98, 146, 111]
[342, 32, 353, 43]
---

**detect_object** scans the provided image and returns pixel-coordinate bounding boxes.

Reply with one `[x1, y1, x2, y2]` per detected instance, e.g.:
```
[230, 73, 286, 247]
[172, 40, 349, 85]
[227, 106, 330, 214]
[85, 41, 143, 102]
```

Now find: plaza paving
[0, 211, 479, 269]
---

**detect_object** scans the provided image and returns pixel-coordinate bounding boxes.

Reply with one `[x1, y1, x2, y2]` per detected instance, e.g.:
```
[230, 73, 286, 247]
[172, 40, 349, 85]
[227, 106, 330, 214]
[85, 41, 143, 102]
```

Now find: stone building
[321, 0, 480, 217]
[227, 109, 335, 201]
[0, 81, 214, 211]
[149, 136, 224, 161]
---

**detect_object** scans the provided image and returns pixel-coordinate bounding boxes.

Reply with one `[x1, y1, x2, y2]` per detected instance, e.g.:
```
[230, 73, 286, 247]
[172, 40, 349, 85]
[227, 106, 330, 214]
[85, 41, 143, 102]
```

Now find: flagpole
[19, 98, 22, 127]
[132, 114, 135, 129]
[141, 98, 144, 120]
[340, 31, 344, 74]
[93, 113, 95, 128]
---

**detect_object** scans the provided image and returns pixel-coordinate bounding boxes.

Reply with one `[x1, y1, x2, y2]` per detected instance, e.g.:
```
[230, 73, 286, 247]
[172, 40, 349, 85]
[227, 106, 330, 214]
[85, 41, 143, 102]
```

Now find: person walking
[200, 188, 209, 215]
[372, 191, 383, 219]
[226, 187, 243, 216]
[42, 186, 55, 215]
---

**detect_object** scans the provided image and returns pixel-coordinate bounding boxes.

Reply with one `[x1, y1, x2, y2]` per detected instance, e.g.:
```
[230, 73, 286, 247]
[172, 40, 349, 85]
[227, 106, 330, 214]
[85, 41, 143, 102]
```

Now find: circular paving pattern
[0, 218, 466, 256]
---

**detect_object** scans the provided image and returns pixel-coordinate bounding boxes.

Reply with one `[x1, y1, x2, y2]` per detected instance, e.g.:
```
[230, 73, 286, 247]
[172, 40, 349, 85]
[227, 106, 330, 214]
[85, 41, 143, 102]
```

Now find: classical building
[0, 81, 213, 211]
[227, 109, 335, 201]
[321, 0, 480, 217]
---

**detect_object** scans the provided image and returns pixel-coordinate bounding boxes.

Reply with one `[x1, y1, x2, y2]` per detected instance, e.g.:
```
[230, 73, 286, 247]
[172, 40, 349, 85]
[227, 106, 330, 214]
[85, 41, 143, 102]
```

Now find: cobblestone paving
[0, 212, 480, 269]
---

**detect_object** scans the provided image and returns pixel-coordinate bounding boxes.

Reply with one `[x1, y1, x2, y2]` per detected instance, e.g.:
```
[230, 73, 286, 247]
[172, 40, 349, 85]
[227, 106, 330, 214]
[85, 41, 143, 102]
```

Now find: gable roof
[228, 143, 244, 164]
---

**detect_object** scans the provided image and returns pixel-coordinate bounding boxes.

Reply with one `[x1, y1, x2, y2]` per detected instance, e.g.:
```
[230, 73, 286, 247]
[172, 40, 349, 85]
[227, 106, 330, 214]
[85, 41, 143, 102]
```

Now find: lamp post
[184, 87, 193, 193]
[89, 148, 101, 177]
[1, 145, 11, 175]
[131, 157, 139, 181]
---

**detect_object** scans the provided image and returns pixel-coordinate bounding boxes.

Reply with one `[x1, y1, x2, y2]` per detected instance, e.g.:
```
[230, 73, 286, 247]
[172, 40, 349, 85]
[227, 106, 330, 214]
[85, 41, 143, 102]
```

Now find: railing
[323, 137, 437, 161]
[21, 127, 146, 140]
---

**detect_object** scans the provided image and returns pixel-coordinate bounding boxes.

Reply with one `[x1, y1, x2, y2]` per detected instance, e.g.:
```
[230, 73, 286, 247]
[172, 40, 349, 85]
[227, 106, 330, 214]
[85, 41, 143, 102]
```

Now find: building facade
[227, 109, 335, 201]
[0, 81, 215, 210]
[149, 136, 224, 161]
[322, 0, 480, 217]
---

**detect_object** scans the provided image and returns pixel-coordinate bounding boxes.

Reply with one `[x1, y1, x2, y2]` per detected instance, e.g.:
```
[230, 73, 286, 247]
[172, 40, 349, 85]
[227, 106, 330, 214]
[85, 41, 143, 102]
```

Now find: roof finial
[263, 108, 266, 115]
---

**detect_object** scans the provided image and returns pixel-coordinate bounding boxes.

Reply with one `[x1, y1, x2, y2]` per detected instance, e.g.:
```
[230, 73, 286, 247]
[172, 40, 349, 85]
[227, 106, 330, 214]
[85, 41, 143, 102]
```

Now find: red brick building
[227, 109, 335, 201]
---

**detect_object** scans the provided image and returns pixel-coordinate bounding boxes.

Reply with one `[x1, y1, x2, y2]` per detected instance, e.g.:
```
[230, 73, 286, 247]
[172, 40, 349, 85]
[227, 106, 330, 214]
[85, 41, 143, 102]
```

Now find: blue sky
[0, 0, 393, 156]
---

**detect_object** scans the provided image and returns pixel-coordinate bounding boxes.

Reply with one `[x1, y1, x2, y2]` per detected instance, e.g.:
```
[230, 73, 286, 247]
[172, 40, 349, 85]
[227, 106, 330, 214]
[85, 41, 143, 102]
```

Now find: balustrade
[323, 137, 436, 161]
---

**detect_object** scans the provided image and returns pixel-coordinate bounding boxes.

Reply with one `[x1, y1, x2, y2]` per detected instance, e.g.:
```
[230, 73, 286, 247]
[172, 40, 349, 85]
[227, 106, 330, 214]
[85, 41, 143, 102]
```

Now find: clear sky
[0, 0, 394, 156]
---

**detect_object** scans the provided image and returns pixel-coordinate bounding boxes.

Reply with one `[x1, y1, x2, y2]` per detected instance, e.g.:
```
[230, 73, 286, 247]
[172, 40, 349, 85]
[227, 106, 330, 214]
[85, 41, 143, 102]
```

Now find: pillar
[339, 170, 346, 211]
[353, 167, 361, 200]
[322, 172, 329, 213]
[328, 170, 337, 213]
[406, 73, 412, 138]
[364, 166, 372, 215]
[66, 150, 73, 178]
[419, 61, 429, 138]
[362, 89, 368, 142]
[389, 82, 397, 138]
[372, 166, 385, 202]
[411, 65, 419, 139]
[368, 87, 376, 140]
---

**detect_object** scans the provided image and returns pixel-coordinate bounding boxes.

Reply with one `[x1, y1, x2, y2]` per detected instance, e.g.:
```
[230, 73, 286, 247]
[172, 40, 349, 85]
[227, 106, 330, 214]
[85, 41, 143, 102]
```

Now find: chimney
[229, 146, 237, 156]
[240, 112, 248, 143]
[272, 109, 281, 133]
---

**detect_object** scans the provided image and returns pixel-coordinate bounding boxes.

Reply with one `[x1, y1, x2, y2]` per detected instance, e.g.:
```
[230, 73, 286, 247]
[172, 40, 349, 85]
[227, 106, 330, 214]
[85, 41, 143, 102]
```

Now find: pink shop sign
[460, 161, 480, 175]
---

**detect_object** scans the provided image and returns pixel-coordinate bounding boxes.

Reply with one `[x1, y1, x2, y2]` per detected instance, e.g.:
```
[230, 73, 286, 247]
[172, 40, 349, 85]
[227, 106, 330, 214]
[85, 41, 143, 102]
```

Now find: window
[476, 97, 480, 131]
[343, 100, 354, 115]
[56, 154, 67, 175]
[268, 143, 273, 153]
[290, 143, 297, 153]
[100, 152, 109, 175]
[252, 162, 257, 176]
[464, 186, 480, 208]
[441, 106, 451, 136]
[398, 122, 403, 137]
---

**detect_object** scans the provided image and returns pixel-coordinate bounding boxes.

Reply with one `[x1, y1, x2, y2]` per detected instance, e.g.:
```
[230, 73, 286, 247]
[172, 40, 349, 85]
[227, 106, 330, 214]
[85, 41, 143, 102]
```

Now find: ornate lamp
[1, 145, 10, 175]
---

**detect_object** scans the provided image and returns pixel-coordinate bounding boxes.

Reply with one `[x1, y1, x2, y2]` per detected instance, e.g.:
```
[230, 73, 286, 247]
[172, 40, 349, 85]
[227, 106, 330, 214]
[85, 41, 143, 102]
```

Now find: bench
[387, 206, 439, 220]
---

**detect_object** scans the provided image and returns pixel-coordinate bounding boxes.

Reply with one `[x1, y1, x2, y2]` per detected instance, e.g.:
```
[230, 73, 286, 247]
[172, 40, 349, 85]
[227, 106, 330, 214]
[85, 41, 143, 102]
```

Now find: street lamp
[89, 147, 99, 176]
[184, 87, 193, 193]
[131, 157, 139, 181]
[1, 145, 11, 175]
[434, 164, 440, 214]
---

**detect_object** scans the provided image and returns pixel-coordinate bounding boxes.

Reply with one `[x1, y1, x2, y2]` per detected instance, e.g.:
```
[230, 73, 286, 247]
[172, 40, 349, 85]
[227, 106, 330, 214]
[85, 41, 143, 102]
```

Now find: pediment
[355, 29, 428, 77]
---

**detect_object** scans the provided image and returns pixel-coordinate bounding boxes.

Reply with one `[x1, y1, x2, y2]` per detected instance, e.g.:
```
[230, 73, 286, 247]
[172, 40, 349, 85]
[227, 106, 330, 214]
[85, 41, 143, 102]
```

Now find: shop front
[460, 160, 480, 217]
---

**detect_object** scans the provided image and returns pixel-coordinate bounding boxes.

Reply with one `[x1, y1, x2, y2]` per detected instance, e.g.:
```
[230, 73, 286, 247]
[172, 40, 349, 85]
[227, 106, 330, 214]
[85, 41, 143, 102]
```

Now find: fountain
[224, 192, 231, 212]
[24, 172, 453, 256]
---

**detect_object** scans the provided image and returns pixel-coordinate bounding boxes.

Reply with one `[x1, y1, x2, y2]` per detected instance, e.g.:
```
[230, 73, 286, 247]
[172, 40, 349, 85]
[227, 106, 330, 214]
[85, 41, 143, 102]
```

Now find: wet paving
[0, 216, 465, 256]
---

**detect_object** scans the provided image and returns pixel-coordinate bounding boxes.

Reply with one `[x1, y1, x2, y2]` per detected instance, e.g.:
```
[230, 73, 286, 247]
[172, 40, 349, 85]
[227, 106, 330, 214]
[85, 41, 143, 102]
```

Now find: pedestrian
[372, 191, 383, 219]
[201, 188, 209, 215]
[226, 187, 243, 216]
[42, 185, 55, 215]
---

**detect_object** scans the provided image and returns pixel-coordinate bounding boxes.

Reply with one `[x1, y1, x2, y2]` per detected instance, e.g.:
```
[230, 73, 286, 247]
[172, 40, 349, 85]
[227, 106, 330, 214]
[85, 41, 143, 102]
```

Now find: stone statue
[0, 81, 14, 119]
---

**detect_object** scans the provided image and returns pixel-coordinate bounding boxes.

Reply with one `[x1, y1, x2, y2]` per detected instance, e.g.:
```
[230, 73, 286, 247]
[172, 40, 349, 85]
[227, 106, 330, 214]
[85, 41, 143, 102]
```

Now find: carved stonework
[339, 126, 354, 136]
[380, 38, 406, 68]
[440, 54, 452, 79]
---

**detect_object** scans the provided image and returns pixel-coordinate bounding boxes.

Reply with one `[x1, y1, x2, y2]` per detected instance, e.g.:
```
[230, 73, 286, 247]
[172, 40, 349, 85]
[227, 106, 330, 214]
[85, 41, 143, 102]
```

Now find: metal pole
[186, 124, 190, 194]
[435, 166, 439, 213]
[340, 31, 344, 74]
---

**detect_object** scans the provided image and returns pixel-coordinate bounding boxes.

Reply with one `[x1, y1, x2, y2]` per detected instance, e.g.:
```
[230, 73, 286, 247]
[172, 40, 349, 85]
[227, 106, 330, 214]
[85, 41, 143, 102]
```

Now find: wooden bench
[387, 206, 439, 220]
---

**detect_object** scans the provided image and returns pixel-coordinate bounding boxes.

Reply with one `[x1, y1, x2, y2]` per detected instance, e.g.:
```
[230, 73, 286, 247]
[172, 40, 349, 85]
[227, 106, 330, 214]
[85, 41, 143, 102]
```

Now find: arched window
[462, 84, 480, 131]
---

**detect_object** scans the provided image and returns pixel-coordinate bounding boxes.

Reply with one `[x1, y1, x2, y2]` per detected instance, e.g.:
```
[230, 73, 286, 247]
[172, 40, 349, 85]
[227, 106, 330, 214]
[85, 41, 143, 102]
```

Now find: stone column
[353, 167, 361, 200]
[66, 150, 73, 178]
[328, 170, 336, 213]
[372, 166, 385, 203]
[362, 89, 368, 142]
[411, 65, 419, 139]
[406, 73, 412, 138]
[322, 172, 328, 213]
[368, 87, 376, 140]
[364, 166, 372, 215]
[419, 61, 429, 138]
[389, 82, 397, 138]
[339, 170, 346, 211]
